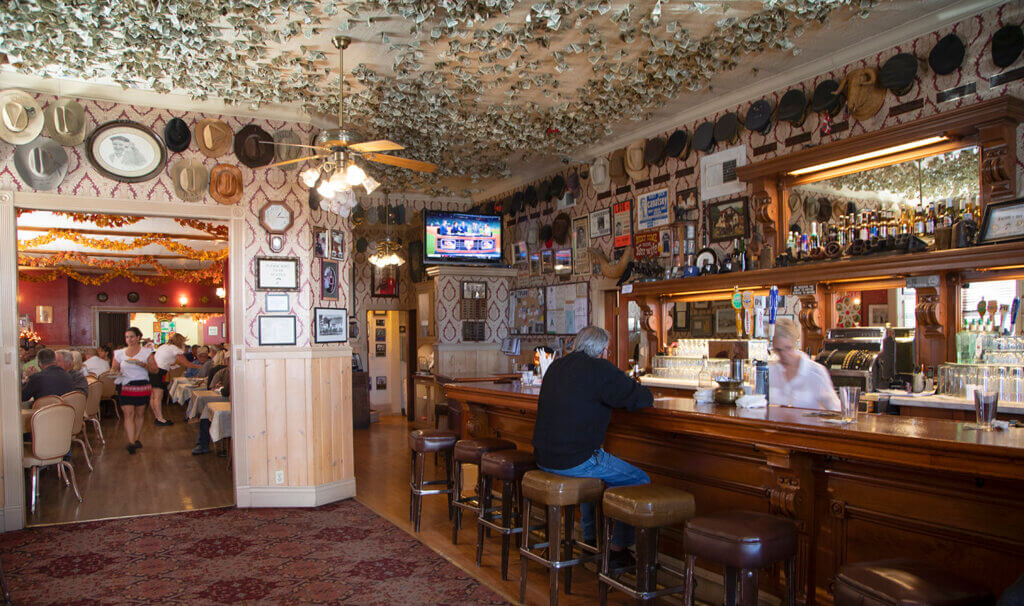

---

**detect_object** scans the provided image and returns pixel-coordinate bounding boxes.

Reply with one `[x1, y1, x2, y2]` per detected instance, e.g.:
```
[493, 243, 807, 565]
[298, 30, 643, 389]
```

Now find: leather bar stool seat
[476, 450, 538, 580]
[835, 559, 995, 606]
[407, 429, 457, 533]
[409, 429, 457, 453]
[599, 485, 697, 605]
[451, 437, 516, 545]
[521, 471, 604, 506]
[683, 510, 798, 606]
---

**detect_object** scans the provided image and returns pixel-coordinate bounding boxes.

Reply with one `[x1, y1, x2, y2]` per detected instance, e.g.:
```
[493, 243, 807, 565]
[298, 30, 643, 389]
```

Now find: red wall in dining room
[17, 277, 70, 345]
[199, 314, 227, 345]
[859, 289, 889, 326]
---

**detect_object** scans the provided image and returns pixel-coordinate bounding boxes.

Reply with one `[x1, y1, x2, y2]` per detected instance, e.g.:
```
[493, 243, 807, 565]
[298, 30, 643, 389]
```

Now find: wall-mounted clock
[259, 201, 294, 234]
[269, 234, 286, 253]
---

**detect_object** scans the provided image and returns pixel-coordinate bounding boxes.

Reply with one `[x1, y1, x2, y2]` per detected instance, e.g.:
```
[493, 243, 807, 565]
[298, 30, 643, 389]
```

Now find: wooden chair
[23, 403, 81, 514]
[97, 372, 119, 420]
[60, 391, 92, 472]
[84, 379, 104, 445]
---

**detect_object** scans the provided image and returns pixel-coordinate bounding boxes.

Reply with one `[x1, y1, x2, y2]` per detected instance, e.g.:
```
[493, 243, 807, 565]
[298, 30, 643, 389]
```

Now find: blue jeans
[539, 449, 650, 549]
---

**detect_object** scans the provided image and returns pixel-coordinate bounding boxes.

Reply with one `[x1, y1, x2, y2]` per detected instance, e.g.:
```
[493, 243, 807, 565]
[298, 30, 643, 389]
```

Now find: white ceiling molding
[473, 0, 1004, 201]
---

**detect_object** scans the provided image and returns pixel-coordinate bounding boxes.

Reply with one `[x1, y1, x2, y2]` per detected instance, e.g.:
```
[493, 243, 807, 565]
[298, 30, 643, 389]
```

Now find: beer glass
[838, 386, 860, 423]
[973, 376, 998, 431]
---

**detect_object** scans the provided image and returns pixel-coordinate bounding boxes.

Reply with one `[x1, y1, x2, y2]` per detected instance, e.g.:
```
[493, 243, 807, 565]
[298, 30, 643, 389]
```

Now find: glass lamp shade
[345, 163, 366, 186]
[316, 179, 336, 198]
[300, 167, 321, 187]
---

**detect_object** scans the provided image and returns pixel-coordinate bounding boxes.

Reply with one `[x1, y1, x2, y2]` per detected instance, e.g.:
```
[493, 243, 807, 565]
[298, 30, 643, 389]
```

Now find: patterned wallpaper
[433, 274, 511, 345]
[488, 2, 1024, 343]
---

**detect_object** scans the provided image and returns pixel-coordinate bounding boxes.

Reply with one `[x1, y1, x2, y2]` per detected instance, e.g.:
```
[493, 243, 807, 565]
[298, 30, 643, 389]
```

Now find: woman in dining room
[111, 327, 155, 454]
[768, 318, 841, 411]
[150, 332, 201, 426]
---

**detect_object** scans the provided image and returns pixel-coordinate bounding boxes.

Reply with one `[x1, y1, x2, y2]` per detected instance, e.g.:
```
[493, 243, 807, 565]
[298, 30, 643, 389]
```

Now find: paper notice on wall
[612, 200, 632, 248]
[636, 188, 670, 231]
[700, 145, 747, 201]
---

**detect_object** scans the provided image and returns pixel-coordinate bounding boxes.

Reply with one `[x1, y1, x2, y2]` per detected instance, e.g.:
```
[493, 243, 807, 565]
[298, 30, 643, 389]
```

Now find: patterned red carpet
[0, 500, 509, 605]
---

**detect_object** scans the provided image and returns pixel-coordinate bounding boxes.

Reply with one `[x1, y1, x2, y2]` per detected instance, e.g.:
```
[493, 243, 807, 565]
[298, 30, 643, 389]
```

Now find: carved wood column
[758, 446, 817, 606]
[977, 119, 1019, 207]
[914, 275, 954, 369]
[752, 187, 779, 268]
[798, 293, 824, 353]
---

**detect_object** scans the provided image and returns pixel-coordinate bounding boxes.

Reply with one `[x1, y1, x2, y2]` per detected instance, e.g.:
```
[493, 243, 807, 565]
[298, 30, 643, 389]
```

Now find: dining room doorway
[2, 193, 241, 529]
[366, 310, 409, 417]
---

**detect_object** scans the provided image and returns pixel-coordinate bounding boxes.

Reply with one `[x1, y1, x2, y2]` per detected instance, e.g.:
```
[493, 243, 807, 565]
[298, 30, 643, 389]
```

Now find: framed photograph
[35, 305, 53, 324]
[529, 252, 541, 276]
[375, 319, 385, 327]
[978, 197, 1024, 244]
[691, 300, 711, 310]
[375, 376, 387, 390]
[313, 307, 348, 343]
[691, 314, 713, 338]
[208, 326, 218, 336]
[868, 304, 889, 327]
[85, 120, 166, 183]
[313, 228, 328, 258]
[330, 229, 345, 260]
[375, 343, 387, 357]
[352, 353, 362, 372]
[541, 250, 554, 274]
[658, 226, 672, 258]
[513, 241, 528, 264]
[18, 314, 29, 330]
[706, 196, 749, 243]
[321, 259, 339, 301]
[462, 281, 487, 300]
[572, 216, 590, 275]
[715, 308, 738, 336]
[371, 265, 399, 298]
[258, 315, 297, 346]
[673, 302, 689, 331]
[590, 208, 612, 238]
[350, 319, 360, 339]
[256, 257, 299, 291]
[375, 328, 387, 342]
[265, 292, 289, 313]
[554, 248, 572, 275]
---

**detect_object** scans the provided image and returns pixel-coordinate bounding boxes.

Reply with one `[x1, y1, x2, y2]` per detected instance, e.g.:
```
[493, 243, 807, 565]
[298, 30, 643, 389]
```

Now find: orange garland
[19, 229, 228, 261]
[16, 211, 229, 238]
[18, 252, 224, 286]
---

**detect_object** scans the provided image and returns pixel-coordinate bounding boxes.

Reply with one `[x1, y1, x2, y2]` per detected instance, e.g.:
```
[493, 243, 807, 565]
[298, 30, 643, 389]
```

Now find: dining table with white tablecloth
[172, 377, 206, 406]
[203, 401, 232, 442]
[187, 389, 227, 420]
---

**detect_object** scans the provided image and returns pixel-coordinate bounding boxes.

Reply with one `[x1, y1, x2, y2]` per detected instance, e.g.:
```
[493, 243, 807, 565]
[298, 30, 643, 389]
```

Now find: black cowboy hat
[992, 24, 1024, 69]
[879, 53, 918, 96]
[745, 99, 774, 135]
[665, 129, 691, 160]
[550, 174, 566, 199]
[537, 179, 551, 203]
[164, 117, 191, 153]
[778, 88, 808, 125]
[812, 80, 843, 116]
[929, 33, 965, 75]
[513, 190, 525, 213]
[525, 185, 538, 208]
[539, 223, 553, 243]
[693, 121, 716, 153]
[713, 112, 741, 145]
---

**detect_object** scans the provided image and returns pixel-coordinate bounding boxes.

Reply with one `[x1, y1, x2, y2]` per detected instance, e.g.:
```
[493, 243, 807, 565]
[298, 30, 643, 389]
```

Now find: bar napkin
[735, 394, 767, 409]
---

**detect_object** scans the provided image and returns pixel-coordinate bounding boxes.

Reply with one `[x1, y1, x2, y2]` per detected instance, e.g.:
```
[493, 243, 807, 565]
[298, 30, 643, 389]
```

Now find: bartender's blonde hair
[774, 318, 802, 346]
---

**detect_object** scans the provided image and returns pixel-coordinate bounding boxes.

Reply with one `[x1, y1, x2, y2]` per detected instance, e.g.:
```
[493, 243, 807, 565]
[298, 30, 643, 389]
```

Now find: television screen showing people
[424, 211, 503, 265]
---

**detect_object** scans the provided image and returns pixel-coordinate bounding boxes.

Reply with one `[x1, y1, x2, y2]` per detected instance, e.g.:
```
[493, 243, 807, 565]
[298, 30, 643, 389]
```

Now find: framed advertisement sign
[636, 187, 670, 231]
[612, 200, 632, 248]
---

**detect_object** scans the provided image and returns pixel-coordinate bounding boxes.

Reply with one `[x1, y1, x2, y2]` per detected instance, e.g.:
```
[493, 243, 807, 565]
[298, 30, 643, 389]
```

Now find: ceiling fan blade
[364, 153, 437, 173]
[349, 139, 405, 153]
[260, 140, 330, 151]
[270, 153, 330, 168]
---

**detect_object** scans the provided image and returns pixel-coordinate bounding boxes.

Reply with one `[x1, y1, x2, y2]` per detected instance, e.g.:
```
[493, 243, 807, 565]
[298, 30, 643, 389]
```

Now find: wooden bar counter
[445, 380, 1024, 604]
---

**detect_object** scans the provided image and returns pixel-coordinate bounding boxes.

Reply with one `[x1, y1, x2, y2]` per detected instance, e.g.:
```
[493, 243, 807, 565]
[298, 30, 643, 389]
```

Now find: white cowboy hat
[590, 156, 610, 191]
[0, 89, 44, 145]
[624, 139, 648, 181]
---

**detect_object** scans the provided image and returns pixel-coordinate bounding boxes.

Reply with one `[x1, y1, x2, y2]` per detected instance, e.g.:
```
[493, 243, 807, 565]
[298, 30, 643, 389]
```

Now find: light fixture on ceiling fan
[368, 191, 405, 268]
[268, 36, 438, 214]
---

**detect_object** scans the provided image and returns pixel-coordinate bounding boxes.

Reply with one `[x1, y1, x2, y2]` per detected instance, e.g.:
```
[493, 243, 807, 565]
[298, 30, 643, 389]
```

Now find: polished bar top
[444, 380, 1024, 480]
[415, 371, 520, 383]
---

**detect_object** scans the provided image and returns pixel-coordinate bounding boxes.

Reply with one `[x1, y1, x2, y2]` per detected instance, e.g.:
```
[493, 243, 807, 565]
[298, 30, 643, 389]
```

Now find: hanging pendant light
[367, 191, 405, 268]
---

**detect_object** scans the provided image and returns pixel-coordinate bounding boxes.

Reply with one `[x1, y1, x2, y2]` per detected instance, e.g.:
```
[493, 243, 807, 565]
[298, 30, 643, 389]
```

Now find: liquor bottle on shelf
[925, 203, 936, 236]
[809, 222, 819, 250]
[858, 212, 869, 241]
[736, 238, 748, 272]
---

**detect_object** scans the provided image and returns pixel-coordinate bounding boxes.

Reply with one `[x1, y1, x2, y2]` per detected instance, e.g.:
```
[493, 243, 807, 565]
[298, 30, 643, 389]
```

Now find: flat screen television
[423, 210, 504, 266]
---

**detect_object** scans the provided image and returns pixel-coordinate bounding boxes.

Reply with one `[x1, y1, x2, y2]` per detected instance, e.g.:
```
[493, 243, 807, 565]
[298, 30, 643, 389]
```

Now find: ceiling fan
[267, 36, 437, 194]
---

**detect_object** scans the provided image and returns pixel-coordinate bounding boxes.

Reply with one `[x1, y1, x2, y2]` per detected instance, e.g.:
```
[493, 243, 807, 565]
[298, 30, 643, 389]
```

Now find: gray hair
[55, 349, 75, 367]
[574, 325, 610, 358]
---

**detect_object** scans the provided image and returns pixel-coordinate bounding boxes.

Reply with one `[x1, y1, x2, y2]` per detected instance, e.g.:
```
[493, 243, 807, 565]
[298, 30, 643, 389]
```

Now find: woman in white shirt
[768, 318, 841, 411]
[112, 327, 155, 454]
[150, 333, 201, 426]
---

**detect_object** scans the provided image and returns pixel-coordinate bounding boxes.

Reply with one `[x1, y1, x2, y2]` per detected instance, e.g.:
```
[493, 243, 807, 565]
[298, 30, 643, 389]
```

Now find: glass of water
[973, 376, 999, 431]
[838, 386, 860, 423]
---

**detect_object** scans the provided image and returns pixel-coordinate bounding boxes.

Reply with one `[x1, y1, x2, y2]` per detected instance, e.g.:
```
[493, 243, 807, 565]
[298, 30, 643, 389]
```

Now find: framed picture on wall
[673, 302, 689, 331]
[330, 229, 345, 260]
[321, 260, 339, 301]
[691, 314, 713, 338]
[462, 281, 487, 299]
[868, 304, 889, 326]
[256, 257, 299, 291]
[590, 207, 611, 238]
[513, 241, 528, 264]
[375, 343, 387, 357]
[978, 197, 1024, 244]
[529, 252, 541, 275]
[706, 196, 749, 243]
[313, 307, 348, 343]
[313, 228, 328, 258]
[371, 264, 399, 298]
[541, 250, 554, 274]
[35, 306, 52, 324]
[715, 308, 738, 336]
[375, 328, 386, 342]
[258, 315, 297, 346]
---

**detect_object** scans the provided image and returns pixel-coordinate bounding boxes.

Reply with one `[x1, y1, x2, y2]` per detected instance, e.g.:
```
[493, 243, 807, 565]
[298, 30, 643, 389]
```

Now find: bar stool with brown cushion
[433, 402, 449, 429]
[683, 510, 798, 606]
[599, 485, 697, 605]
[451, 437, 516, 544]
[519, 470, 605, 606]
[835, 559, 995, 606]
[408, 429, 458, 532]
[476, 449, 537, 581]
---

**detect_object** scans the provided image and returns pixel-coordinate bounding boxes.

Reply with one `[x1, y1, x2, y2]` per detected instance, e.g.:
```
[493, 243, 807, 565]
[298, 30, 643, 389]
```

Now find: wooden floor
[354, 414, 662, 606]
[26, 400, 235, 526]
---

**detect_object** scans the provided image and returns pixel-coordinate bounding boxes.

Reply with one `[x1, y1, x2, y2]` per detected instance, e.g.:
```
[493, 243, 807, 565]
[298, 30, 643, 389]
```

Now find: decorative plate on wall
[127, 292, 140, 303]
[95, 292, 108, 302]
[200, 296, 209, 304]
[158, 295, 168, 303]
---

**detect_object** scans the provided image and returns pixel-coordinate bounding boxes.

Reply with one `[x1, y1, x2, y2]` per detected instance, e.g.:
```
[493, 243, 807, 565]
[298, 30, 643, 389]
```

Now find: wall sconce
[216, 287, 226, 299]
[178, 295, 189, 308]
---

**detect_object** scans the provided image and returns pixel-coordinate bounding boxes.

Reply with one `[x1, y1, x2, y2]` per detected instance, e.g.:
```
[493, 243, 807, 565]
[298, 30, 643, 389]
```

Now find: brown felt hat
[609, 148, 628, 187]
[195, 119, 233, 158]
[552, 212, 571, 245]
[234, 124, 275, 168]
[209, 163, 243, 205]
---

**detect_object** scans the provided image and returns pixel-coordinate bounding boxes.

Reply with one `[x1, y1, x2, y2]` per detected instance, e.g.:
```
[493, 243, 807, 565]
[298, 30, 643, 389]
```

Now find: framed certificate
[258, 315, 297, 346]
[256, 257, 299, 291]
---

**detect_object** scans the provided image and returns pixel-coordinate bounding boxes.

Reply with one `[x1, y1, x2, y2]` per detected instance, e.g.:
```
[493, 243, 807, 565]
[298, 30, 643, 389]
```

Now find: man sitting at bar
[532, 325, 653, 569]
[769, 318, 841, 411]
[21, 348, 74, 406]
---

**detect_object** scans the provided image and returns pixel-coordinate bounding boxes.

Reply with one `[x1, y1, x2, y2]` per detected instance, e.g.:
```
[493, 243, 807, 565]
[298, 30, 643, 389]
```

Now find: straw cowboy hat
[0, 89, 44, 145]
[169, 158, 209, 202]
[209, 164, 243, 205]
[44, 99, 86, 146]
[624, 140, 648, 181]
[195, 118, 233, 158]
[590, 156, 610, 191]
[13, 137, 68, 191]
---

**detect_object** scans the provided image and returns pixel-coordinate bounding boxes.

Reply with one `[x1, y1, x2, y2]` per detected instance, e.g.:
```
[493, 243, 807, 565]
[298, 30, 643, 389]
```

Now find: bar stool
[519, 470, 604, 606]
[598, 485, 696, 606]
[476, 449, 537, 580]
[408, 429, 457, 532]
[683, 510, 798, 606]
[433, 402, 449, 429]
[835, 559, 995, 606]
[452, 437, 516, 544]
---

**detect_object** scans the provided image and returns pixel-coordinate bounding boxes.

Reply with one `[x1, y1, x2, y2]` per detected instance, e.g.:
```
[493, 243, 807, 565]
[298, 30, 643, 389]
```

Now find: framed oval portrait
[86, 120, 167, 183]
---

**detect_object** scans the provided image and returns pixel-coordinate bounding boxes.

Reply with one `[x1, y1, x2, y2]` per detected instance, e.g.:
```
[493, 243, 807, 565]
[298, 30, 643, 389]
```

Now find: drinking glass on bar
[838, 386, 860, 423]
[973, 376, 999, 431]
